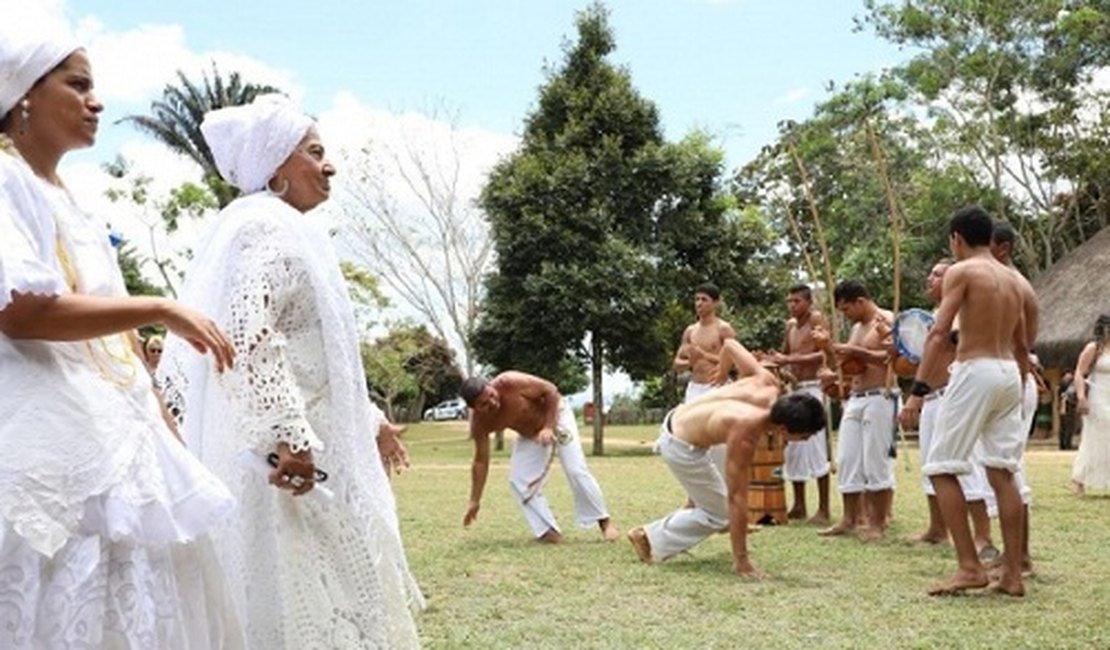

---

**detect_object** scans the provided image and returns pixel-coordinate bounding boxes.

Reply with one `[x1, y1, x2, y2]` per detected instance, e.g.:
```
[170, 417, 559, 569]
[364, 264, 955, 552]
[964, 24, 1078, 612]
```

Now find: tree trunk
[494, 430, 504, 451]
[591, 334, 605, 456]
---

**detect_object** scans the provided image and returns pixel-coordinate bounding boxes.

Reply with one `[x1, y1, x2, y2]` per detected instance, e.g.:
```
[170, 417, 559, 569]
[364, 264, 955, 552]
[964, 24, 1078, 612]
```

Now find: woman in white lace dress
[1071, 314, 1110, 495]
[0, 12, 243, 649]
[159, 96, 423, 649]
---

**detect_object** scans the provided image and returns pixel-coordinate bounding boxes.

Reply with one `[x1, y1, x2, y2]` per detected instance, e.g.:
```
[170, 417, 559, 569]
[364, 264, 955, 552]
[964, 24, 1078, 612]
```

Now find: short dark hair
[949, 206, 994, 247]
[459, 377, 489, 407]
[788, 284, 812, 301]
[991, 220, 1016, 246]
[770, 393, 825, 435]
[694, 282, 720, 301]
[833, 279, 869, 304]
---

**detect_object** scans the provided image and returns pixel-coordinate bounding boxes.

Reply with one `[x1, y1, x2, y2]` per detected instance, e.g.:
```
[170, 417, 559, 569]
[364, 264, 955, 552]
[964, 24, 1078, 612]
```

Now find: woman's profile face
[272, 127, 336, 213]
[25, 49, 103, 152]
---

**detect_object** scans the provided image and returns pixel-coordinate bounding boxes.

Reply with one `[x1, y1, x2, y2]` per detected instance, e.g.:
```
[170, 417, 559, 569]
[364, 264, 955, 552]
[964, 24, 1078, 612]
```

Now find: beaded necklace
[2, 139, 139, 388]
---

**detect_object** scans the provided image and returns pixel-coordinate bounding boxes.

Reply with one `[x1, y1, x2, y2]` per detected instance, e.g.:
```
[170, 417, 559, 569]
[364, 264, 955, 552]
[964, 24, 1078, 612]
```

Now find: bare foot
[627, 526, 652, 564]
[787, 508, 807, 520]
[909, 530, 948, 545]
[599, 519, 620, 542]
[927, 569, 990, 596]
[807, 512, 831, 526]
[818, 520, 855, 537]
[986, 572, 1025, 597]
[1068, 480, 1085, 496]
[537, 529, 564, 544]
[858, 526, 885, 543]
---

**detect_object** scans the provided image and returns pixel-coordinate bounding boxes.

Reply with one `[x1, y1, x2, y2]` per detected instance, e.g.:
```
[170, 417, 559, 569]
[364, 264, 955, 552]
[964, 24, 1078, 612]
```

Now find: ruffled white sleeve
[226, 243, 324, 455]
[0, 156, 67, 311]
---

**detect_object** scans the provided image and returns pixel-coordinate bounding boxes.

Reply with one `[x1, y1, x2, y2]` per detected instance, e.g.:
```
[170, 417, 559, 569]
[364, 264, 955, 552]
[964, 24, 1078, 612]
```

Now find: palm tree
[119, 64, 281, 207]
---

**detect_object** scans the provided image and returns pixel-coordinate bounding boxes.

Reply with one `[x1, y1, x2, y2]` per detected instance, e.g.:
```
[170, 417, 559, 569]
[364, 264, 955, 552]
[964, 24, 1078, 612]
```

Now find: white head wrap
[200, 94, 314, 194]
[0, 8, 81, 118]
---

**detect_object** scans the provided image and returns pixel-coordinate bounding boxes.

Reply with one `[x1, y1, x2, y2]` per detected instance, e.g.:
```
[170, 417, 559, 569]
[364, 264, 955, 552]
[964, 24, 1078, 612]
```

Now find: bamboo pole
[865, 118, 912, 471]
[785, 141, 840, 466]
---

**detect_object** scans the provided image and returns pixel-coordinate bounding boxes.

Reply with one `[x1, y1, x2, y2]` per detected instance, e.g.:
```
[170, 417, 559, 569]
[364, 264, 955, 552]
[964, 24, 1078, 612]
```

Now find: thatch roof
[1033, 226, 1110, 368]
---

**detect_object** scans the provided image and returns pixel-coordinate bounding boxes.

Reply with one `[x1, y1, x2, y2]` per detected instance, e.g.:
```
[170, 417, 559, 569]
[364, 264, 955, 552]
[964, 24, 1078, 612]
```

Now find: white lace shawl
[158, 194, 423, 643]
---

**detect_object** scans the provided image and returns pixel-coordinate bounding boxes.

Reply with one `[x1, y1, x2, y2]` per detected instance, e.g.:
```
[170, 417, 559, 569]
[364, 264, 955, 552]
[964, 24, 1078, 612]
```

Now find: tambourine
[892, 308, 935, 365]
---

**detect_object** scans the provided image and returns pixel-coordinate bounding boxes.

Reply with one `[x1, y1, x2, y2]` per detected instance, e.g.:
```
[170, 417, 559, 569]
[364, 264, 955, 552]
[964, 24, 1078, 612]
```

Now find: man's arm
[714, 339, 768, 384]
[902, 268, 964, 424]
[506, 371, 561, 444]
[724, 417, 764, 579]
[464, 423, 491, 526]
[673, 326, 695, 373]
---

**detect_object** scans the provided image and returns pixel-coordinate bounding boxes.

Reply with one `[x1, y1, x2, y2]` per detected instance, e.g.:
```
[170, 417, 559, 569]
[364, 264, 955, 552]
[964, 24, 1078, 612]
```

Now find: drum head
[892, 308, 935, 364]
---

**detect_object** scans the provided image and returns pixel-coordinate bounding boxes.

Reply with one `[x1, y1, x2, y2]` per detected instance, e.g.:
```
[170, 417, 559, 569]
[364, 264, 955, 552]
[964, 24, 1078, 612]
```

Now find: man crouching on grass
[460, 371, 619, 543]
[628, 340, 825, 578]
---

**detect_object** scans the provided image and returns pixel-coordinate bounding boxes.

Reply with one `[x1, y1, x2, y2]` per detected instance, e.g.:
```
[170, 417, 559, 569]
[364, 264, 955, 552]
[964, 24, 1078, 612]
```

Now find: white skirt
[0, 416, 242, 649]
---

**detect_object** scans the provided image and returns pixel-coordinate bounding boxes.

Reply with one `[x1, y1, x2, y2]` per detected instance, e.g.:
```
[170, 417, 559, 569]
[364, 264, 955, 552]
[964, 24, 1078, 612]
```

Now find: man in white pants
[628, 341, 825, 578]
[821, 280, 897, 541]
[900, 260, 994, 553]
[904, 206, 1038, 597]
[768, 284, 831, 524]
[673, 282, 736, 476]
[461, 371, 619, 543]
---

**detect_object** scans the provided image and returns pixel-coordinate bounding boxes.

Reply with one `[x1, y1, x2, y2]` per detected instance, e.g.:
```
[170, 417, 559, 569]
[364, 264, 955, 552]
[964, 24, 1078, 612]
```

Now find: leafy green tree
[476, 3, 771, 450]
[361, 324, 463, 421]
[104, 156, 218, 297]
[861, 0, 1110, 272]
[119, 64, 281, 207]
[734, 75, 993, 324]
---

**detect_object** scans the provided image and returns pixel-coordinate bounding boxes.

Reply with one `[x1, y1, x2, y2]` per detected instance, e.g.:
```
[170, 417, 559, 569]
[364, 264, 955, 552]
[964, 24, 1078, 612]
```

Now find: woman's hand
[1078, 395, 1090, 416]
[161, 301, 236, 373]
[268, 442, 316, 496]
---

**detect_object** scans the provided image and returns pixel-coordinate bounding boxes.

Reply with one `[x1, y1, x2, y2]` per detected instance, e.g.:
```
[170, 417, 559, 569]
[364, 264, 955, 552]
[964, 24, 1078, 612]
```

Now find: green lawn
[395, 421, 1110, 649]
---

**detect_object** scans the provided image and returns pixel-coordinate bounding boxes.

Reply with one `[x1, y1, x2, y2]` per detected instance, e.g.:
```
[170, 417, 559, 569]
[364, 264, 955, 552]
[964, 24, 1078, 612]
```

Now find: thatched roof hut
[1033, 226, 1110, 369]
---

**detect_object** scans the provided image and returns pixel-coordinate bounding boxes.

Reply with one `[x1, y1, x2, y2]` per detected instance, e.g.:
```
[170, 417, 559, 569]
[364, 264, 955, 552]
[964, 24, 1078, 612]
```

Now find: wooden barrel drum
[747, 429, 787, 525]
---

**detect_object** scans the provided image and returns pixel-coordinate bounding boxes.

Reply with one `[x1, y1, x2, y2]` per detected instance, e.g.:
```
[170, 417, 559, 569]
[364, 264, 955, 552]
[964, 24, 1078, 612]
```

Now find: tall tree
[476, 3, 760, 452]
[337, 108, 495, 375]
[861, 0, 1110, 272]
[119, 64, 280, 207]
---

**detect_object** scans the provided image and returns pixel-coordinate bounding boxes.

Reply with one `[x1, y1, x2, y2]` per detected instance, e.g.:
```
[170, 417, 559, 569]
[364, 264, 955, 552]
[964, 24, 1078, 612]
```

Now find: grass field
[394, 421, 1110, 649]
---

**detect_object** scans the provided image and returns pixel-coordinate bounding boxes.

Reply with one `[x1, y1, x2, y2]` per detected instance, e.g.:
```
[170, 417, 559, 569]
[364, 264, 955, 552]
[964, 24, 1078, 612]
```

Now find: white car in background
[423, 398, 468, 421]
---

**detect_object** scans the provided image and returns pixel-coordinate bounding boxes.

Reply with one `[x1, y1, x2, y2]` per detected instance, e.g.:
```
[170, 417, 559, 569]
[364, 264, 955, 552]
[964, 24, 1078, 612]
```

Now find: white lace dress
[1073, 351, 1110, 491]
[159, 193, 423, 650]
[0, 152, 242, 648]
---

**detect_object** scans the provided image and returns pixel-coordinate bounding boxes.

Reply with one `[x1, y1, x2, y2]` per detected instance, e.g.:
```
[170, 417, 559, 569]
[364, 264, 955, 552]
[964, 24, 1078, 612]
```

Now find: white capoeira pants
[782, 382, 830, 482]
[837, 391, 897, 493]
[644, 415, 728, 562]
[924, 359, 1023, 478]
[684, 380, 728, 478]
[918, 388, 991, 501]
[508, 399, 611, 537]
[978, 374, 1036, 516]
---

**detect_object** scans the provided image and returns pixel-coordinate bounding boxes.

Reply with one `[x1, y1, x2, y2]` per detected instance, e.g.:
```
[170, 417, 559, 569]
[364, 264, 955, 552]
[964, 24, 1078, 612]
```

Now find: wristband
[910, 380, 931, 397]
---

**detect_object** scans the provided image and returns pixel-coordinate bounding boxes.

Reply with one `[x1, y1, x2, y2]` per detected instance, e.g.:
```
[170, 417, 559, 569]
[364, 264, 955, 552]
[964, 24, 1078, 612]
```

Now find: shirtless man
[820, 280, 896, 541]
[987, 221, 1037, 575]
[629, 339, 825, 578]
[460, 371, 619, 543]
[904, 206, 1037, 597]
[674, 282, 737, 400]
[673, 282, 736, 477]
[767, 284, 831, 524]
[899, 260, 994, 554]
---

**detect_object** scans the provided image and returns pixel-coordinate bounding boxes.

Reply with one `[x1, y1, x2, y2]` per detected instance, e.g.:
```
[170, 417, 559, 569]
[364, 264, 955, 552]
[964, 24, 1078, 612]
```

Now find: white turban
[200, 94, 314, 194]
[0, 8, 81, 117]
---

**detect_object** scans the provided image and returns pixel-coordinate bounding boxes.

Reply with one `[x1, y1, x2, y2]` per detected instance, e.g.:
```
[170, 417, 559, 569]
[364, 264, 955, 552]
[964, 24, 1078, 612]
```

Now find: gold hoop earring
[266, 177, 289, 197]
[18, 100, 30, 135]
